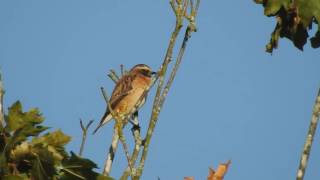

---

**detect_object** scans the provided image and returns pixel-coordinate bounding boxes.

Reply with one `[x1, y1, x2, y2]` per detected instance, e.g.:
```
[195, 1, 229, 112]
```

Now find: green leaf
[263, 0, 291, 16]
[5, 125, 49, 155]
[9, 131, 71, 177]
[5, 101, 24, 131]
[32, 130, 71, 147]
[6, 101, 45, 131]
[10, 142, 31, 161]
[255, 0, 320, 52]
[296, 0, 320, 27]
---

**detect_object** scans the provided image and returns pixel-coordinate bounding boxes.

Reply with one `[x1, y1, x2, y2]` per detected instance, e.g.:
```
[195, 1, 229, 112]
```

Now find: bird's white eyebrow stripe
[132, 64, 151, 71]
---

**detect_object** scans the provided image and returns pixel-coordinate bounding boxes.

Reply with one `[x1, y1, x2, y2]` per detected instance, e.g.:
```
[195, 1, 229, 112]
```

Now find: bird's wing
[109, 74, 135, 108]
[93, 75, 135, 134]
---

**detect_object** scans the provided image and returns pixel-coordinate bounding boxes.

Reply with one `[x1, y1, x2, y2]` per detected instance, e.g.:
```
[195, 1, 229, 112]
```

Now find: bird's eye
[140, 69, 151, 77]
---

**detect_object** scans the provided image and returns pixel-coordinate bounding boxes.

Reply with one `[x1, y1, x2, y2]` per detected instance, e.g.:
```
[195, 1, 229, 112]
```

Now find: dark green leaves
[60, 152, 113, 180]
[255, 0, 320, 53]
[4, 101, 48, 148]
[1, 101, 113, 180]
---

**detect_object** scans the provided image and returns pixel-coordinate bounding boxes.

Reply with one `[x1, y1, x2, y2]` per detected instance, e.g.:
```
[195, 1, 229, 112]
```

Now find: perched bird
[93, 64, 156, 134]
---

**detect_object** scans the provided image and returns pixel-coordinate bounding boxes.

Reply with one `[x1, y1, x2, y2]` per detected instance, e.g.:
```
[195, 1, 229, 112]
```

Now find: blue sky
[1, 1, 320, 179]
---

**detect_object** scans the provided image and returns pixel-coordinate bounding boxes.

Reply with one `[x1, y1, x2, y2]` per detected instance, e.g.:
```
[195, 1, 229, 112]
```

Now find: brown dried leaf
[207, 160, 231, 180]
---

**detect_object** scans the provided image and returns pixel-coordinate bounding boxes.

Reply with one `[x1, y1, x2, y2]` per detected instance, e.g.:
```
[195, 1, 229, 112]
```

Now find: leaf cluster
[0, 101, 113, 180]
[255, 0, 320, 53]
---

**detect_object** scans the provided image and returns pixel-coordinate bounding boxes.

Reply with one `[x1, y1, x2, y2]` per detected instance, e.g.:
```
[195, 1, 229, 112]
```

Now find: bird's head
[130, 64, 157, 78]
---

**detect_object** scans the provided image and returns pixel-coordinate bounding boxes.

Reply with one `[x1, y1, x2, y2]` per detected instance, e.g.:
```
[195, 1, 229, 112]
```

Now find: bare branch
[297, 88, 320, 180]
[120, 64, 125, 76]
[79, 119, 94, 156]
[108, 69, 120, 83]
[103, 126, 120, 176]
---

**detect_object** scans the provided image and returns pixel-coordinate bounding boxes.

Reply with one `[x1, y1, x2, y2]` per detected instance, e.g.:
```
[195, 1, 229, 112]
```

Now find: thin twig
[79, 119, 94, 156]
[120, 64, 125, 76]
[0, 72, 4, 128]
[296, 88, 320, 180]
[108, 69, 120, 83]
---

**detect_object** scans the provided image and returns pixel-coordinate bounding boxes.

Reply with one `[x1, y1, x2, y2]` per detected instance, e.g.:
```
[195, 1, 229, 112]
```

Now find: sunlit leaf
[255, 0, 320, 52]
[207, 161, 231, 180]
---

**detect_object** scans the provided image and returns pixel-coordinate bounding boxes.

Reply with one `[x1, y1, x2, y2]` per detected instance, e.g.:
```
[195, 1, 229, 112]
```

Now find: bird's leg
[130, 111, 142, 144]
[130, 112, 146, 146]
[129, 111, 139, 127]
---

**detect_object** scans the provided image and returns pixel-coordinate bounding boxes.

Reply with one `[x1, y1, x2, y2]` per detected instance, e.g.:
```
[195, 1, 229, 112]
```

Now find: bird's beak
[150, 71, 158, 78]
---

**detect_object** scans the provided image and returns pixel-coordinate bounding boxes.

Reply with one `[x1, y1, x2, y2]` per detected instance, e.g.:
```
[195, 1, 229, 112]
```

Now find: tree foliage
[255, 0, 320, 53]
[0, 101, 113, 180]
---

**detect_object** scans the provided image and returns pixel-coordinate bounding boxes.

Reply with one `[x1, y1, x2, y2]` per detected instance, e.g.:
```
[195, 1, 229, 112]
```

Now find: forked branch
[79, 119, 94, 156]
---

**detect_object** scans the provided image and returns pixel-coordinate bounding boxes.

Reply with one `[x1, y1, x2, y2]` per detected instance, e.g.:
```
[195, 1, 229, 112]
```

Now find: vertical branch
[0, 72, 4, 128]
[134, 0, 200, 179]
[151, 0, 184, 112]
[79, 119, 94, 156]
[296, 88, 320, 180]
[159, 25, 194, 109]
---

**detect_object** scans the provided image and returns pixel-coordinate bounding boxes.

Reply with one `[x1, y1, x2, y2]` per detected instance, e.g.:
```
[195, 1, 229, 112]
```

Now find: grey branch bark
[103, 126, 120, 176]
[296, 88, 320, 180]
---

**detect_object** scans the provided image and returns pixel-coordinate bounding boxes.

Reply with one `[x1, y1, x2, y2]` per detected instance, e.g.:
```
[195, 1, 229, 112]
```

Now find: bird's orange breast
[114, 75, 151, 115]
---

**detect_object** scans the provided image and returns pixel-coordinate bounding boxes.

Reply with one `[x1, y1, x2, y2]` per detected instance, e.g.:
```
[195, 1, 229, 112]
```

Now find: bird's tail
[93, 112, 113, 134]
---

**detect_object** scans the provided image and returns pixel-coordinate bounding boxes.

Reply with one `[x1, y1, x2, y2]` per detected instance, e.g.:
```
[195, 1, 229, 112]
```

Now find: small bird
[93, 64, 156, 134]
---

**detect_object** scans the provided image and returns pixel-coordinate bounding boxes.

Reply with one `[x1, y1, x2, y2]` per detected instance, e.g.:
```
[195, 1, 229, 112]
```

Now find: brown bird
[93, 64, 156, 134]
